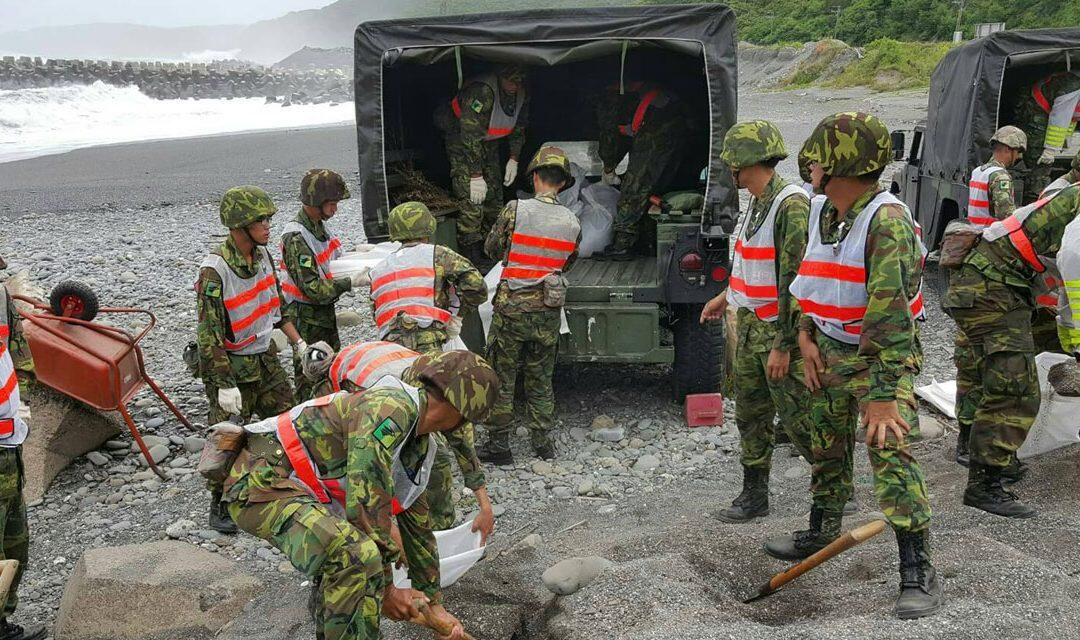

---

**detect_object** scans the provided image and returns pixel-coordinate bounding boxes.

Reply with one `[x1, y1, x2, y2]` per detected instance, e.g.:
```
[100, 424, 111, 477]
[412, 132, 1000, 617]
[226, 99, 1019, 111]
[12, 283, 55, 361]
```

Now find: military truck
[894, 28, 1080, 249]
[353, 5, 739, 399]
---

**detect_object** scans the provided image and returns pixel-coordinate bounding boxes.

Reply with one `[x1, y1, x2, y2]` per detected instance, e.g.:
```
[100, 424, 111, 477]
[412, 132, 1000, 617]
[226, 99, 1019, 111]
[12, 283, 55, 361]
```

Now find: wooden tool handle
[407, 600, 476, 640]
[767, 520, 887, 592]
[0, 560, 19, 611]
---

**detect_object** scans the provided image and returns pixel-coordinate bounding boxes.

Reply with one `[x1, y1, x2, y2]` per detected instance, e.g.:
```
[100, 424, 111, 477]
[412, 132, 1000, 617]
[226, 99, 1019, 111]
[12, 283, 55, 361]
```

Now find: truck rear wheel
[671, 304, 724, 402]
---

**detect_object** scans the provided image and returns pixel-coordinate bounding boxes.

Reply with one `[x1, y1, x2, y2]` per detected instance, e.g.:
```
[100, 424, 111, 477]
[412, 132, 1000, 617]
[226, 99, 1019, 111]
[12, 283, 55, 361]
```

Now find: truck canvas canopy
[924, 27, 1080, 183]
[353, 4, 738, 240]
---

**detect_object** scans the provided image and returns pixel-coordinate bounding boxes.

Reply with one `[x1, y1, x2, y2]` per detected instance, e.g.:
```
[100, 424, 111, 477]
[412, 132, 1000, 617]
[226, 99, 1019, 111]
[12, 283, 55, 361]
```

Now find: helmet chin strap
[815, 173, 831, 196]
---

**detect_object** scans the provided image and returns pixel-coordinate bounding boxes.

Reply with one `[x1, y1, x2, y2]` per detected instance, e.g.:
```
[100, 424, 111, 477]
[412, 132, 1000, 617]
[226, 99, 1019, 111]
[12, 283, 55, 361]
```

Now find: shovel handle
[765, 519, 887, 594]
[407, 600, 476, 640]
[0, 560, 19, 611]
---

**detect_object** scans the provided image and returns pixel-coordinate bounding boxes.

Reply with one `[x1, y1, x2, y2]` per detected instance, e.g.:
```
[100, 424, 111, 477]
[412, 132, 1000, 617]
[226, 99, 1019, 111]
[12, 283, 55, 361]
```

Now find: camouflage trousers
[383, 326, 448, 356]
[229, 496, 384, 640]
[945, 266, 1039, 467]
[733, 309, 814, 469]
[292, 310, 342, 402]
[612, 118, 687, 245]
[0, 449, 27, 617]
[486, 309, 560, 449]
[1032, 306, 1063, 355]
[445, 133, 504, 247]
[808, 334, 931, 533]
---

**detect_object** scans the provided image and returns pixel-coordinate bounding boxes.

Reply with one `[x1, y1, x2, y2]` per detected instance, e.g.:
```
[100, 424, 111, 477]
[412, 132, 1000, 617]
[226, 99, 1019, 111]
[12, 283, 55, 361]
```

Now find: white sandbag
[327, 242, 401, 277]
[1018, 352, 1080, 459]
[478, 262, 570, 339]
[577, 183, 618, 258]
[443, 335, 468, 351]
[914, 379, 957, 419]
[392, 517, 485, 589]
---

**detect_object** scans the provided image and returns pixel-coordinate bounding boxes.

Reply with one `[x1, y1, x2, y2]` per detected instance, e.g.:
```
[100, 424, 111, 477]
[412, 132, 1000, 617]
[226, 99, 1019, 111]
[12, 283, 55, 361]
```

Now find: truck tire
[671, 303, 724, 401]
[49, 280, 99, 321]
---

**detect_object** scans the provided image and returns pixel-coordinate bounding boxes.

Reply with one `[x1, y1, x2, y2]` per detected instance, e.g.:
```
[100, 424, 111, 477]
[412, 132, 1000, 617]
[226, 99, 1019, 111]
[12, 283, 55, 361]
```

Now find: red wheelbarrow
[13, 281, 193, 479]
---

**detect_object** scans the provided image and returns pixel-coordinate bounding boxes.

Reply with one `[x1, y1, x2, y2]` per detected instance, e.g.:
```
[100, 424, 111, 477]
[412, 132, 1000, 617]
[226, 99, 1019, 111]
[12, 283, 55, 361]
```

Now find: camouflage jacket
[1014, 72, 1080, 160]
[969, 184, 1080, 289]
[743, 174, 809, 352]
[979, 159, 1016, 220]
[485, 196, 582, 313]
[370, 243, 487, 333]
[596, 89, 685, 171]
[439, 81, 529, 175]
[281, 209, 352, 330]
[800, 187, 923, 401]
[224, 388, 442, 600]
[196, 237, 286, 388]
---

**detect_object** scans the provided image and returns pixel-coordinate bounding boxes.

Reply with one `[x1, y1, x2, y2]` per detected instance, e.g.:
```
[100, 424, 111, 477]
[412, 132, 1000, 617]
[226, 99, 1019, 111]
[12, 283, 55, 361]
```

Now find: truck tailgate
[565, 257, 659, 303]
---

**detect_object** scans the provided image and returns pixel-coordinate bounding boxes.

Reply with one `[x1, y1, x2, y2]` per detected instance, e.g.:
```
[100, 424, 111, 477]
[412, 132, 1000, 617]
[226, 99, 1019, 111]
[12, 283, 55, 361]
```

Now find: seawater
[0, 81, 355, 163]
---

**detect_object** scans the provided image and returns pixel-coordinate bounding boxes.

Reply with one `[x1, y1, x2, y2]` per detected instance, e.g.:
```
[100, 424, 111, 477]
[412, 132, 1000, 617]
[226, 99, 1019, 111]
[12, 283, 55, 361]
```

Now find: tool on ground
[744, 519, 887, 603]
[0, 559, 19, 609]
[14, 283, 194, 479]
[408, 599, 476, 640]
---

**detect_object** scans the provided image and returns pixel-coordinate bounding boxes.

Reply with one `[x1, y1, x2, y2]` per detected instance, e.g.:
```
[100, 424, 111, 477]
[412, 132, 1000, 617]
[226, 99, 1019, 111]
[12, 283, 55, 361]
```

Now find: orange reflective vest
[967, 164, 1008, 227]
[199, 248, 281, 355]
[279, 220, 343, 305]
[369, 244, 453, 337]
[328, 341, 418, 393]
[500, 197, 580, 290]
[450, 74, 525, 141]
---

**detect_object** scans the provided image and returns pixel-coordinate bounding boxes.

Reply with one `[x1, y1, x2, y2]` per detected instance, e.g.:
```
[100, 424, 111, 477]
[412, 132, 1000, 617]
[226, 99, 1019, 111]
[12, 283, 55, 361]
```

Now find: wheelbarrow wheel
[49, 280, 100, 321]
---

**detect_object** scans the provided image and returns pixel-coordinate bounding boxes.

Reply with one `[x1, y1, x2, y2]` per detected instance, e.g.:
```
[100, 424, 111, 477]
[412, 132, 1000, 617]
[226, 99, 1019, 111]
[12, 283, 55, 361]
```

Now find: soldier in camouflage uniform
[369, 202, 487, 355]
[0, 257, 47, 640]
[765, 113, 942, 620]
[281, 169, 368, 401]
[302, 342, 496, 541]
[594, 83, 689, 260]
[966, 126, 1026, 226]
[223, 350, 498, 640]
[434, 65, 529, 265]
[700, 121, 814, 523]
[1041, 150, 1080, 199]
[197, 186, 302, 533]
[479, 147, 581, 464]
[945, 184, 1080, 519]
[1010, 72, 1080, 202]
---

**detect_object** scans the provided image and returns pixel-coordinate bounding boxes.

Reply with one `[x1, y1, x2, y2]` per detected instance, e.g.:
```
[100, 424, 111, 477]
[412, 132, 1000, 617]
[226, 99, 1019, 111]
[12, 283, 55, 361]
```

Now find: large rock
[542, 556, 613, 595]
[55, 540, 262, 640]
[21, 384, 122, 501]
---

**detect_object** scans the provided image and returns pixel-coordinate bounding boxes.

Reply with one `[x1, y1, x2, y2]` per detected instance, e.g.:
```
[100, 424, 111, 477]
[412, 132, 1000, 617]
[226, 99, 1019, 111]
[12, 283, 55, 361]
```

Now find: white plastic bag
[392, 517, 486, 589]
[326, 242, 401, 278]
[1018, 352, 1080, 459]
[477, 263, 570, 339]
[914, 379, 957, 419]
[577, 183, 617, 258]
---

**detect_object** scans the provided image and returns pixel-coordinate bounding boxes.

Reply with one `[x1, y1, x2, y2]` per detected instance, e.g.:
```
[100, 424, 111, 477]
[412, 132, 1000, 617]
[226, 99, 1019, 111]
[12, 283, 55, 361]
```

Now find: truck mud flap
[558, 303, 672, 364]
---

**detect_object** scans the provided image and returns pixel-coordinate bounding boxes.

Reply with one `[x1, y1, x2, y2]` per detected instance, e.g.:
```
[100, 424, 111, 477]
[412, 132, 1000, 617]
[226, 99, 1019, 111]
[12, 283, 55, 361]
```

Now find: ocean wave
[0, 81, 354, 163]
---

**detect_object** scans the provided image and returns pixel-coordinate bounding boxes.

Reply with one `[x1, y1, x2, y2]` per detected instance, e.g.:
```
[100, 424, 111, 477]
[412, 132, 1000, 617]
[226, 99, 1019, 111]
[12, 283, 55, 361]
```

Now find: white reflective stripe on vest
[0, 290, 28, 448]
[329, 341, 418, 392]
[967, 164, 1007, 227]
[1043, 87, 1080, 150]
[199, 249, 281, 356]
[451, 74, 525, 141]
[789, 191, 926, 345]
[727, 183, 807, 322]
[366, 377, 436, 511]
[501, 197, 580, 290]
[279, 220, 344, 305]
[1041, 177, 1078, 200]
[369, 243, 452, 338]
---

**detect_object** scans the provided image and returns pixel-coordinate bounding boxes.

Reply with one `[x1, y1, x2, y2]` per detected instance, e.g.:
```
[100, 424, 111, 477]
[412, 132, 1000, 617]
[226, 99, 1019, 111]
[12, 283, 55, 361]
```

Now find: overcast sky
[0, 0, 334, 30]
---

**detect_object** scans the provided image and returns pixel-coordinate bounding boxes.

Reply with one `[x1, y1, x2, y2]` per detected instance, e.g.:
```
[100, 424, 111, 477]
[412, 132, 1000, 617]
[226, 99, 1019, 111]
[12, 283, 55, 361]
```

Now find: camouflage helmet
[219, 186, 277, 229]
[525, 146, 575, 189]
[990, 125, 1028, 151]
[799, 112, 892, 178]
[411, 350, 499, 424]
[496, 64, 525, 83]
[300, 169, 350, 207]
[388, 201, 437, 242]
[720, 120, 788, 170]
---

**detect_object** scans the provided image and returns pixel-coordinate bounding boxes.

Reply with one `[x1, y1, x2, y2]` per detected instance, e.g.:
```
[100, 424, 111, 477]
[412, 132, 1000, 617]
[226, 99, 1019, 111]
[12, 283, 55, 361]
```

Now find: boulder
[55, 540, 262, 640]
[21, 385, 122, 501]
[542, 556, 613, 595]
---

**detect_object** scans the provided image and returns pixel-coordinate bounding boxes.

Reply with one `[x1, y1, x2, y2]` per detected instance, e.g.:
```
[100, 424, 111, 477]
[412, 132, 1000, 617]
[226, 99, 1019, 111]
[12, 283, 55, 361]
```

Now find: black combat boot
[478, 431, 514, 466]
[893, 530, 944, 619]
[1000, 454, 1028, 485]
[0, 619, 46, 640]
[594, 232, 636, 262]
[962, 463, 1036, 518]
[208, 488, 239, 534]
[763, 506, 842, 561]
[715, 466, 769, 523]
[954, 423, 970, 467]
[532, 438, 556, 461]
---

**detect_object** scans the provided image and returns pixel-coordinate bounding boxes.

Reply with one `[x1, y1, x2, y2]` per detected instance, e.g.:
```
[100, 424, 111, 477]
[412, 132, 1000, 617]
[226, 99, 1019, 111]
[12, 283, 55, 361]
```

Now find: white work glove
[217, 387, 243, 416]
[503, 158, 519, 187]
[469, 176, 487, 205]
[349, 268, 371, 288]
[292, 339, 307, 357]
[1038, 148, 1057, 165]
[602, 168, 621, 186]
[446, 316, 464, 339]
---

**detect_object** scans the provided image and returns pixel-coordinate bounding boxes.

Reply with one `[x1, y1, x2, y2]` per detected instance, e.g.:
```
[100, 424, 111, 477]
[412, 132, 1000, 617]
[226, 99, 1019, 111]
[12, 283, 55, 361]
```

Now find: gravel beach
[3, 87, 1078, 640]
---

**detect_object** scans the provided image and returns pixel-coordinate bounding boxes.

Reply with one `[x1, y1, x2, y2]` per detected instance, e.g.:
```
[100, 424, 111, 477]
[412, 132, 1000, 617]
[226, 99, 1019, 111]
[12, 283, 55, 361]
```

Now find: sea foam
[0, 81, 354, 163]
